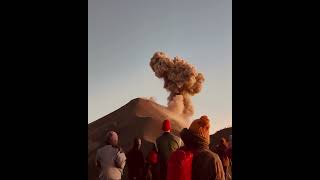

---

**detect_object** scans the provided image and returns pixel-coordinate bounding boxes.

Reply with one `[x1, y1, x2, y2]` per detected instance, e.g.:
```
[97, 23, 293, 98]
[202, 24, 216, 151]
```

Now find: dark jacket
[127, 148, 145, 180]
[216, 144, 230, 168]
[180, 128, 225, 180]
[156, 132, 182, 180]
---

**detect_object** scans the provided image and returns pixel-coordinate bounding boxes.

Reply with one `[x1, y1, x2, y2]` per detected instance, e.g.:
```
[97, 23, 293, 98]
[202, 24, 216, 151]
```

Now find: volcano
[88, 98, 188, 180]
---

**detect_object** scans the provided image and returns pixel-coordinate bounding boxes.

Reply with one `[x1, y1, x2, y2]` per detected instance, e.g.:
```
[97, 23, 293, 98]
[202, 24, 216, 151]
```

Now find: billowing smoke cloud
[150, 51, 205, 118]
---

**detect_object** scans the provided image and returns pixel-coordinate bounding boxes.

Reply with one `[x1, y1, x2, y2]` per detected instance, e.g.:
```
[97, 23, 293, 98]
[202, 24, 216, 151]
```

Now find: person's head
[189, 115, 211, 144]
[162, 119, 171, 132]
[133, 137, 142, 150]
[219, 137, 228, 148]
[106, 131, 118, 146]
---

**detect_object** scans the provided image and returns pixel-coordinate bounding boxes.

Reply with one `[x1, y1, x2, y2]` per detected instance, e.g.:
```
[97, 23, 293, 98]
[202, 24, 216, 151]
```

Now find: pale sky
[88, 0, 232, 134]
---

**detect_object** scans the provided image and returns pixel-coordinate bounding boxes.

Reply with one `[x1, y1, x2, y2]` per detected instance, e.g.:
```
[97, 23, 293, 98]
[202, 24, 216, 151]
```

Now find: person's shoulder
[156, 134, 165, 142]
[197, 149, 219, 159]
[156, 135, 161, 140]
[171, 133, 180, 138]
[97, 145, 107, 151]
[111, 145, 124, 153]
[156, 137, 160, 143]
[171, 133, 182, 143]
[210, 150, 221, 160]
[167, 132, 179, 140]
[192, 149, 217, 167]
[100, 145, 112, 151]
[96, 145, 108, 155]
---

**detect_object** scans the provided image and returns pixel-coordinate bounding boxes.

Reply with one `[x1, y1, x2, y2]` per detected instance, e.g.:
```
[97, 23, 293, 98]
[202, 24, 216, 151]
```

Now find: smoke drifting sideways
[150, 51, 205, 120]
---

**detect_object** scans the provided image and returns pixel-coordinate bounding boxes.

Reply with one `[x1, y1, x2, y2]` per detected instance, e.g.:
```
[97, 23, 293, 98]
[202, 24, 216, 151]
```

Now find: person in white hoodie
[96, 131, 126, 180]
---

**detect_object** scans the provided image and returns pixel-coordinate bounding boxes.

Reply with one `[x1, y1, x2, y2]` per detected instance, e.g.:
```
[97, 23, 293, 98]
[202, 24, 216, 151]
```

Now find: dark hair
[219, 138, 229, 149]
[133, 137, 141, 150]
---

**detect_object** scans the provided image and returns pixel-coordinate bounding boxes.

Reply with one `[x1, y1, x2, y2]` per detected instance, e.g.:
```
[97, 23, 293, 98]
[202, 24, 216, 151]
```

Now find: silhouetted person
[156, 119, 183, 180]
[127, 138, 145, 180]
[216, 138, 231, 180]
[226, 135, 232, 180]
[96, 131, 126, 180]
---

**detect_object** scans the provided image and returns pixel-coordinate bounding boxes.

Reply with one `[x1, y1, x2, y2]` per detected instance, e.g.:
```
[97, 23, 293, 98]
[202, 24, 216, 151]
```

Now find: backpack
[166, 148, 194, 180]
[147, 150, 159, 165]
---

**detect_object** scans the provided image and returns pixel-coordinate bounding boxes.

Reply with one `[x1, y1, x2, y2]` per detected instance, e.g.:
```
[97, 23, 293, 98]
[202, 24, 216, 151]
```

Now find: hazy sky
[89, 0, 231, 133]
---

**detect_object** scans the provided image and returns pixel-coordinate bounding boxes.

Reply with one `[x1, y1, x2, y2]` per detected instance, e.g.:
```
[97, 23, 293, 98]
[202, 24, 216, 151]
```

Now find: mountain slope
[88, 98, 188, 180]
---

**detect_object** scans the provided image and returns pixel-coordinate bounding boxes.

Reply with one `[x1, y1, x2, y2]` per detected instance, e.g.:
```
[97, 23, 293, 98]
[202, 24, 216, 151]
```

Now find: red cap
[162, 119, 171, 131]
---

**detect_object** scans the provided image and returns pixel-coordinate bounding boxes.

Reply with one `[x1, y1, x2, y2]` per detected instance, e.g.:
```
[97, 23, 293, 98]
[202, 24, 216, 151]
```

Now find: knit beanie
[189, 115, 210, 144]
[162, 119, 171, 131]
[106, 131, 118, 146]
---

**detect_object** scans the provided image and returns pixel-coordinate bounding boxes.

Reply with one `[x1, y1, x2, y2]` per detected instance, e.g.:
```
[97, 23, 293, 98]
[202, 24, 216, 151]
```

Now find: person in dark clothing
[145, 144, 160, 180]
[156, 119, 183, 180]
[178, 115, 225, 180]
[215, 138, 231, 180]
[127, 138, 145, 180]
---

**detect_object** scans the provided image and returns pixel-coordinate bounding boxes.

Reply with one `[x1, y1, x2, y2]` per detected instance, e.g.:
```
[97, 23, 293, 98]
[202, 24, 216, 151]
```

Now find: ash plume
[150, 51, 205, 118]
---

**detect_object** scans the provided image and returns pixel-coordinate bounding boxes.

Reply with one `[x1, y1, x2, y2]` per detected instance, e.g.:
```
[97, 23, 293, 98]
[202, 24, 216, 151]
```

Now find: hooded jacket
[180, 128, 225, 180]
